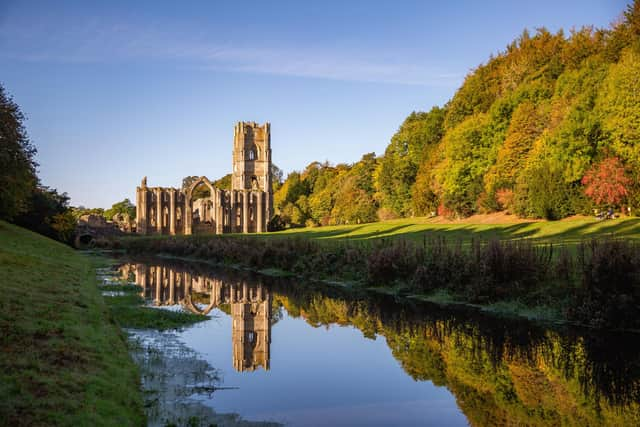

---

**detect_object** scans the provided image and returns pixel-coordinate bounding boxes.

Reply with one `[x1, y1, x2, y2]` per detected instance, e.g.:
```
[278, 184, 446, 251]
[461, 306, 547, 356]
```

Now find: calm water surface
[115, 258, 640, 426]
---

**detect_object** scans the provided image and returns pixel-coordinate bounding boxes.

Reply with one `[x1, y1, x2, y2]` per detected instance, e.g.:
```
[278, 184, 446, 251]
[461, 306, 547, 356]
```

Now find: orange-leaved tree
[581, 157, 630, 206]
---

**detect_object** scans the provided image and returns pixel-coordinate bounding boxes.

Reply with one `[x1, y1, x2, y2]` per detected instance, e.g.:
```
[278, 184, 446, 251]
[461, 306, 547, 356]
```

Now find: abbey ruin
[136, 122, 273, 235]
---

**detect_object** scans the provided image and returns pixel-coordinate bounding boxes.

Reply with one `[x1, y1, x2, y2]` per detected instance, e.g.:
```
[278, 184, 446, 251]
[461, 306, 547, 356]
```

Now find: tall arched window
[247, 143, 258, 161]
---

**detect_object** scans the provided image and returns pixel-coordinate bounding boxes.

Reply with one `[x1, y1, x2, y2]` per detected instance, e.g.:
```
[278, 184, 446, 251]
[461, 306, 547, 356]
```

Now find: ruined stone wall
[135, 121, 273, 236]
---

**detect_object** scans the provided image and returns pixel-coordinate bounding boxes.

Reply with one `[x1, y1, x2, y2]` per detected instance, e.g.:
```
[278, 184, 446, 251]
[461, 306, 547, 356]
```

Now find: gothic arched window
[247, 143, 258, 161]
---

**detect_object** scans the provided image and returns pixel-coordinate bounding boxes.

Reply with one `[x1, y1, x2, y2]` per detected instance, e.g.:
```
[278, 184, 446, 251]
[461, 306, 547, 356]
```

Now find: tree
[14, 186, 73, 242]
[104, 198, 136, 220]
[375, 107, 445, 217]
[182, 176, 210, 199]
[212, 174, 231, 190]
[0, 84, 38, 220]
[271, 164, 284, 190]
[437, 113, 491, 216]
[581, 157, 630, 206]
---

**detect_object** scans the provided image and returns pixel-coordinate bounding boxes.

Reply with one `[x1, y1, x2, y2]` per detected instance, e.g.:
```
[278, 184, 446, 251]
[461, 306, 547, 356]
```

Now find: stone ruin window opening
[190, 181, 213, 224]
[247, 143, 258, 161]
[163, 206, 169, 228]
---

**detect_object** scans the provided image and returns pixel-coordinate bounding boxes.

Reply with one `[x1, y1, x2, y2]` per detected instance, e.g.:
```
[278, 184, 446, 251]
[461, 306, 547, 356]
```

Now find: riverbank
[99, 220, 640, 330]
[0, 221, 144, 426]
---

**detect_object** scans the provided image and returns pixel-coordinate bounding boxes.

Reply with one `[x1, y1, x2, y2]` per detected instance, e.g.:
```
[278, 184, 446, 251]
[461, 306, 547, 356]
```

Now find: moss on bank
[0, 221, 145, 426]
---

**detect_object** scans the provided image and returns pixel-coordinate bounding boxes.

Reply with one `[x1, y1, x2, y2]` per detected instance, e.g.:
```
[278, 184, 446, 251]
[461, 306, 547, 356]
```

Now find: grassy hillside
[0, 221, 144, 426]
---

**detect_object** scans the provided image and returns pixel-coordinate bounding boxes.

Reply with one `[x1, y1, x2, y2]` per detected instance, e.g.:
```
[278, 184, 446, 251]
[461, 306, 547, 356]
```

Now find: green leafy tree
[182, 176, 211, 199]
[514, 159, 578, 220]
[438, 114, 491, 216]
[104, 198, 136, 220]
[212, 174, 232, 190]
[14, 186, 73, 243]
[598, 49, 640, 168]
[375, 107, 445, 217]
[0, 84, 38, 220]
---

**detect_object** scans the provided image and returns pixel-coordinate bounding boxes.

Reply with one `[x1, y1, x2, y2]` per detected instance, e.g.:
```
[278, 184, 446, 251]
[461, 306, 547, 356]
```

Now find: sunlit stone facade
[135, 121, 273, 235]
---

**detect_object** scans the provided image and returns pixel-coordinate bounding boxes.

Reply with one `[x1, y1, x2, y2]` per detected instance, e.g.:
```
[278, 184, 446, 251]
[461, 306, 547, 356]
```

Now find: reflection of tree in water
[270, 280, 640, 426]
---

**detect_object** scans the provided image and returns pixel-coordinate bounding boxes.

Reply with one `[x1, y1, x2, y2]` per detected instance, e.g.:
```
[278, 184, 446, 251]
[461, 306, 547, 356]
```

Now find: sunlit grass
[264, 216, 640, 244]
[0, 220, 145, 426]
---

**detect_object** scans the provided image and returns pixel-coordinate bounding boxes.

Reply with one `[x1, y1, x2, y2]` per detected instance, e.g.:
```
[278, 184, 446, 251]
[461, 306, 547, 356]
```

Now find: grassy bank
[0, 221, 144, 426]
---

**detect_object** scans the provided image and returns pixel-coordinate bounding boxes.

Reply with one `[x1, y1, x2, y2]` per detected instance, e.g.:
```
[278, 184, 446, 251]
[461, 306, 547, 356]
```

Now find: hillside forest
[271, 2, 640, 228]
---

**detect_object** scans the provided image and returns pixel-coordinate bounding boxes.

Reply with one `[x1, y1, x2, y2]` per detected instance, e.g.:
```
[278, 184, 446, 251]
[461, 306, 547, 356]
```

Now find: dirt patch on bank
[421, 211, 541, 225]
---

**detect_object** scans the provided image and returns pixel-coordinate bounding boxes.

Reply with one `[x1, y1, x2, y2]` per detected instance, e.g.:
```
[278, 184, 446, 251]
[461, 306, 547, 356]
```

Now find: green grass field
[266, 216, 640, 244]
[0, 221, 144, 426]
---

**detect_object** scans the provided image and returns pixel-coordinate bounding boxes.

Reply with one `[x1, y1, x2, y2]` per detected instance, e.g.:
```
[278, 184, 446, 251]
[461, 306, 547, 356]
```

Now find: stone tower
[232, 122, 273, 222]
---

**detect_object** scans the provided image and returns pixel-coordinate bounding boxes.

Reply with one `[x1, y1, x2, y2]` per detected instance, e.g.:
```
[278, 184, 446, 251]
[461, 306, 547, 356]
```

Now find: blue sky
[0, 0, 630, 208]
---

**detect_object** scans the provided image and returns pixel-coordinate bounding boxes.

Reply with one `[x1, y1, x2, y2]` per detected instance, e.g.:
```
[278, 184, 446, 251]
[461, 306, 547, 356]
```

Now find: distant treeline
[272, 2, 640, 228]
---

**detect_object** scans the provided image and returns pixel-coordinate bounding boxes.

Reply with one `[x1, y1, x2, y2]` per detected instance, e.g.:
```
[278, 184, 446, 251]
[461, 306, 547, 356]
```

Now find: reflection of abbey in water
[121, 263, 271, 372]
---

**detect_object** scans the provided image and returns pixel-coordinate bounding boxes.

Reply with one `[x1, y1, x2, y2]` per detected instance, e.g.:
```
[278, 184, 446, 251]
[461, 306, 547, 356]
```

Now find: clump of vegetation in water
[128, 330, 281, 427]
[99, 234, 640, 330]
[97, 278, 209, 330]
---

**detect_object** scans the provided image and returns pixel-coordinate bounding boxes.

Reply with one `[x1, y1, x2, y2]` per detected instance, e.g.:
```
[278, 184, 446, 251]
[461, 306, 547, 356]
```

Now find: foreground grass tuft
[101, 292, 210, 330]
[0, 221, 145, 426]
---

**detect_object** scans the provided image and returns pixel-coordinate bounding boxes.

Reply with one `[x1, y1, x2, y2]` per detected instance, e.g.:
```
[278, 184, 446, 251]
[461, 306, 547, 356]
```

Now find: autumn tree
[581, 157, 630, 207]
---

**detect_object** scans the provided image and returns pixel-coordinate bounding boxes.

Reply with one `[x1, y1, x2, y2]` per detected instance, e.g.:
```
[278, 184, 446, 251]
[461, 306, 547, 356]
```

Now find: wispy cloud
[0, 20, 462, 87]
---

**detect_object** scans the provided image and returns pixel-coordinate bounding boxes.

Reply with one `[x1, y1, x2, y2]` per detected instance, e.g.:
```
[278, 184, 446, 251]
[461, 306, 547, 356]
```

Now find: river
[109, 257, 640, 426]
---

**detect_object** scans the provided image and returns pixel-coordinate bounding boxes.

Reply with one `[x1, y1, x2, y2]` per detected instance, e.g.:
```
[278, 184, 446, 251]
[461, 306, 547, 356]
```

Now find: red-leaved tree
[581, 157, 630, 206]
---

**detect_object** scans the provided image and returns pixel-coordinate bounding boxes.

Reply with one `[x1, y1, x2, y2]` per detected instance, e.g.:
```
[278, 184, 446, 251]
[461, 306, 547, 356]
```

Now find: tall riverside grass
[100, 235, 640, 329]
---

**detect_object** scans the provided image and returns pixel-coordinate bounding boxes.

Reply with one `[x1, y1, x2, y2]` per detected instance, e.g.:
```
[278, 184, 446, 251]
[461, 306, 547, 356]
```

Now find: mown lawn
[265, 216, 640, 244]
[0, 221, 144, 426]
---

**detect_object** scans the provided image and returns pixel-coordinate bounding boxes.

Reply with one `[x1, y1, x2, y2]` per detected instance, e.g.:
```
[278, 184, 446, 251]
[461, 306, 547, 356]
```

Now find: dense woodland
[272, 2, 640, 228]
